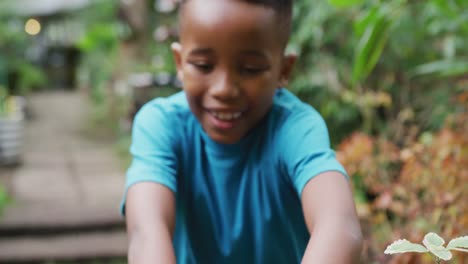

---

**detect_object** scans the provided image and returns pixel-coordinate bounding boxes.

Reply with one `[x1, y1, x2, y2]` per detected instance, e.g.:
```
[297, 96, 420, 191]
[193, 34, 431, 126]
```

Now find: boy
[122, 0, 363, 263]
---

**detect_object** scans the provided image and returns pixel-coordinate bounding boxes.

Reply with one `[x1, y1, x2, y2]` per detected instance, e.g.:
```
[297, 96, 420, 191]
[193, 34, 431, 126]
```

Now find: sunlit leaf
[354, 7, 379, 38]
[431, 0, 459, 17]
[384, 239, 428, 254]
[423, 233, 452, 261]
[427, 246, 452, 261]
[328, 0, 365, 8]
[351, 7, 392, 85]
[411, 60, 468, 77]
[447, 236, 468, 250]
[424, 233, 446, 247]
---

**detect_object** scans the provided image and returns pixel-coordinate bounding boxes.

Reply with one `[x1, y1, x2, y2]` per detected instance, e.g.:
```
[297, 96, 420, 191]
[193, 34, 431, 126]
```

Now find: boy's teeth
[212, 111, 242, 121]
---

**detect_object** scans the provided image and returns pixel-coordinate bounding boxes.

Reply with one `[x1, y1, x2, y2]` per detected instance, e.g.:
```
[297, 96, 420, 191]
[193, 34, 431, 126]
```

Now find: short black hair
[238, 0, 293, 17]
[240, 0, 293, 36]
[178, 0, 293, 46]
[179, 0, 292, 16]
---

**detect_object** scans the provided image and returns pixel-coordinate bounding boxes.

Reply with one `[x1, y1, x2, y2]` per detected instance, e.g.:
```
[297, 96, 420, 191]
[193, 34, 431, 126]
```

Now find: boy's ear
[279, 54, 297, 87]
[171, 42, 184, 82]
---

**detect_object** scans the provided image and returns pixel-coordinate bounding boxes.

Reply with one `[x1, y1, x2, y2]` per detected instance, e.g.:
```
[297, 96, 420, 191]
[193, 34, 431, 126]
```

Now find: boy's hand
[125, 182, 176, 264]
[301, 171, 363, 263]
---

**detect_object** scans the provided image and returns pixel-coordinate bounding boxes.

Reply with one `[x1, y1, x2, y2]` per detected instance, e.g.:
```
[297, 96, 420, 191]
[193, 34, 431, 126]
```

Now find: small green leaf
[447, 236, 468, 250]
[384, 239, 429, 254]
[428, 247, 452, 261]
[411, 60, 468, 77]
[351, 7, 392, 85]
[423, 233, 452, 261]
[424, 233, 446, 247]
[328, 0, 365, 8]
[354, 7, 379, 38]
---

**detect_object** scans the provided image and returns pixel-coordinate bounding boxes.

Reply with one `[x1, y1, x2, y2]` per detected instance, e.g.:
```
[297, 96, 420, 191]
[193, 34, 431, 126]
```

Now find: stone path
[0, 91, 127, 263]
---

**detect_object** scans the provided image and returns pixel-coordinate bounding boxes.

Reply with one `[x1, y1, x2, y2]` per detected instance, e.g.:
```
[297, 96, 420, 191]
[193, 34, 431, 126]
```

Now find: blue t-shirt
[122, 88, 347, 263]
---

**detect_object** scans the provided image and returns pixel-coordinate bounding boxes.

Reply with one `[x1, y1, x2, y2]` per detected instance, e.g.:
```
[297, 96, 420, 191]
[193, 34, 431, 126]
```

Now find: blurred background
[0, 0, 466, 263]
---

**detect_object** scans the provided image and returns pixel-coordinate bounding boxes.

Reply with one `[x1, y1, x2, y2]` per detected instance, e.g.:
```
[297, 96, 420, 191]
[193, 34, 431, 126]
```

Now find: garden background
[0, 0, 466, 263]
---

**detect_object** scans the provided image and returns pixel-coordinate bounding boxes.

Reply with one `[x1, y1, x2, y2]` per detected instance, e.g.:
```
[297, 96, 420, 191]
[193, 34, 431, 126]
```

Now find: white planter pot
[0, 115, 24, 165]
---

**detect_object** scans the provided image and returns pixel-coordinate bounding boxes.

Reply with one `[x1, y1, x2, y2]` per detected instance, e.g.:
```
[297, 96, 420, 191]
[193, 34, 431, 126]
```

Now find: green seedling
[385, 232, 468, 263]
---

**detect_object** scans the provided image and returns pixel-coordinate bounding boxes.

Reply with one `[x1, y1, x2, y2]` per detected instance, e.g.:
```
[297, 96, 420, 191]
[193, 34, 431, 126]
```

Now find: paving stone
[0, 202, 124, 234]
[71, 150, 122, 171]
[20, 151, 68, 169]
[0, 231, 127, 263]
[79, 173, 125, 203]
[10, 168, 79, 203]
[0, 91, 128, 262]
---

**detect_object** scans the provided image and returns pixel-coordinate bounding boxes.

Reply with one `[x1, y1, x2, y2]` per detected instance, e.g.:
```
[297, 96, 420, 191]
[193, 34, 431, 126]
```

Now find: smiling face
[173, 0, 295, 144]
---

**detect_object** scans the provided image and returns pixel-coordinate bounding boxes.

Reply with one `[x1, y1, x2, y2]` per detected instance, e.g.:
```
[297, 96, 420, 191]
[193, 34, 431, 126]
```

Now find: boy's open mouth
[210, 110, 243, 121]
[206, 110, 245, 130]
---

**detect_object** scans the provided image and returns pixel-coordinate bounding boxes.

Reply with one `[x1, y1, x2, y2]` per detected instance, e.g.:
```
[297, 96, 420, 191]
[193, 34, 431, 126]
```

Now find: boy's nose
[210, 74, 240, 101]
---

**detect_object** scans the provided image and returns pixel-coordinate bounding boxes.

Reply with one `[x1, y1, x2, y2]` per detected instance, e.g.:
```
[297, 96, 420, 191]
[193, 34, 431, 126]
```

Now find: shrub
[337, 108, 467, 263]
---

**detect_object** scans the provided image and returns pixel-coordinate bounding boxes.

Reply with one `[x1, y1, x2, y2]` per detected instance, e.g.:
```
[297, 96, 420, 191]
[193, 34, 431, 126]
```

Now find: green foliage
[13, 61, 47, 93]
[0, 85, 7, 116]
[77, 24, 121, 53]
[75, 0, 128, 133]
[351, 3, 394, 85]
[0, 5, 47, 95]
[289, 0, 468, 144]
[0, 184, 10, 216]
[76, 2, 122, 66]
[411, 60, 468, 77]
[328, 0, 365, 8]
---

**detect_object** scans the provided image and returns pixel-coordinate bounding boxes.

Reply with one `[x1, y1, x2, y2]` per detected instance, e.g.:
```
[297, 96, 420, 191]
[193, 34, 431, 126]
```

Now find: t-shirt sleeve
[120, 101, 179, 215]
[279, 108, 348, 198]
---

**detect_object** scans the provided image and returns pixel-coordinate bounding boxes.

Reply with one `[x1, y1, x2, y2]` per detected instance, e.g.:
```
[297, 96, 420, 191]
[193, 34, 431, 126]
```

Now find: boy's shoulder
[271, 88, 323, 125]
[268, 89, 329, 145]
[138, 90, 191, 117]
[145, 90, 188, 109]
[133, 91, 192, 136]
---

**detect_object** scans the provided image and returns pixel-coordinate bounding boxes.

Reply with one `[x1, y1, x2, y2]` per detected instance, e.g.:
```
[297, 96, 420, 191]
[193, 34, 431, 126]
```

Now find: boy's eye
[241, 66, 268, 76]
[189, 62, 213, 73]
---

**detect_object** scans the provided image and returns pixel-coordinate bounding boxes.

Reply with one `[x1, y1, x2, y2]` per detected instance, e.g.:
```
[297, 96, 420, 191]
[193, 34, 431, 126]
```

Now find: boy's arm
[301, 171, 363, 264]
[125, 182, 176, 264]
